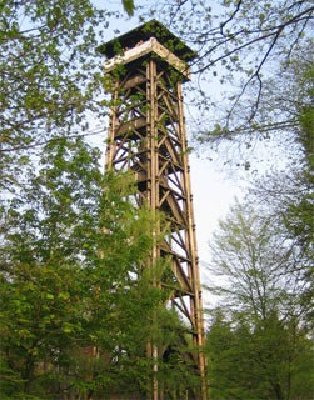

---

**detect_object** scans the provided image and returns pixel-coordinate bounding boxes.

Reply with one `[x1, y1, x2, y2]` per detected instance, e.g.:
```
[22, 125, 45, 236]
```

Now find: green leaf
[122, 0, 134, 16]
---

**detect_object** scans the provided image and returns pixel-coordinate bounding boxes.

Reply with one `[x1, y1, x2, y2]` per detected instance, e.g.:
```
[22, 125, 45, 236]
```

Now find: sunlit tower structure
[98, 20, 207, 400]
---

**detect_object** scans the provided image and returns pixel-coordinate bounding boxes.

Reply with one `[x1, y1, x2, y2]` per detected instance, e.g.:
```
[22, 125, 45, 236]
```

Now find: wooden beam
[104, 37, 190, 78]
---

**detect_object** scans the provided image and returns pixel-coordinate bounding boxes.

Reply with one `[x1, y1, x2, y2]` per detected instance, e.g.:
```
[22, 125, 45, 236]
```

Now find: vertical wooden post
[105, 80, 119, 172]
[177, 82, 207, 400]
[147, 58, 160, 400]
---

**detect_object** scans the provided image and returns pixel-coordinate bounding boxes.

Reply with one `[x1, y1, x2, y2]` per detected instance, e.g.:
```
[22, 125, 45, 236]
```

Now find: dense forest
[1, 0, 313, 399]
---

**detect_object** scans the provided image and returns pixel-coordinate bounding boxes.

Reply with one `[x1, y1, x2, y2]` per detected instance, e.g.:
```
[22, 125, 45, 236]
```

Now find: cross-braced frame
[103, 25, 207, 399]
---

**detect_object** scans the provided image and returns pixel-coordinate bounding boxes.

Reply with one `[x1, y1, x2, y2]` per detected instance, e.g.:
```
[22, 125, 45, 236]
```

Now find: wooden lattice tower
[98, 20, 207, 400]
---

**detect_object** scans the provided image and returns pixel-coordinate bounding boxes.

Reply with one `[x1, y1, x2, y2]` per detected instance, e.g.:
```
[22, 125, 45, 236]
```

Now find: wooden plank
[115, 117, 147, 137]
[104, 38, 190, 78]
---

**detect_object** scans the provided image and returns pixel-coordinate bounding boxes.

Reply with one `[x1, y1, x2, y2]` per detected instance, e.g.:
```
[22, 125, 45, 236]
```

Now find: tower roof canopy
[97, 20, 197, 62]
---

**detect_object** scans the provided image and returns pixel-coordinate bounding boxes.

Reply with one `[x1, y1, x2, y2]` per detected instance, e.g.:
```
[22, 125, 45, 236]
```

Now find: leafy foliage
[122, 0, 135, 16]
[206, 198, 314, 399]
[0, 137, 200, 398]
[206, 310, 314, 400]
[246, 63, 314, 326]
[147, 0, 313, 139]
[208, 201, 298, 319]
[0, 0, 136, 189]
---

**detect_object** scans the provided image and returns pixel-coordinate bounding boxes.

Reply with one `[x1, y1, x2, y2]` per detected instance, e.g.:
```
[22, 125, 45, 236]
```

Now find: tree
[0, 138, 146, 397]
[0, 0, 134, 189]
[206, 201, 314, 399]
[208, 200, 299, 319]
[206, 309, 314, 400]
[0, 137, 201, 398]
[286, 64, 313, 269]
[146, 0, 313, 139]
[246, 63, 314, 324]
[286, 65, 314, 324]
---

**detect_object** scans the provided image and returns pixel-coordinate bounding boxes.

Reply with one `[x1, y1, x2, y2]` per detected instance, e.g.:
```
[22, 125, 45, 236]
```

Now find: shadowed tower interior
[98, 20, 207, 400]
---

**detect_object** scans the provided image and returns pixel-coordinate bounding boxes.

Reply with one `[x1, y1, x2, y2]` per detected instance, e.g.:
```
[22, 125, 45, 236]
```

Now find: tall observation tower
[98, 20, 207, 400]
